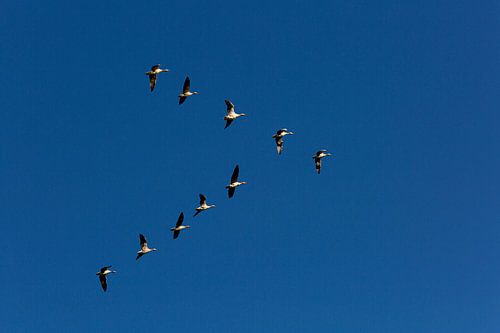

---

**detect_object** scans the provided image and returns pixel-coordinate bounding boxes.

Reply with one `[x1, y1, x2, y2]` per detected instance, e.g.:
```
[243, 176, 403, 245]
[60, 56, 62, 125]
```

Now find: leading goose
[96, 266, 116, 292]
[272, 128, 294, 155]
[224, 100, 246, 129]
[178, 76, 198, 105]
[145, 64, 169, 92]
[136, 234, 157, 260]
[312, 150, 332, 174]
[171, 212, 190, 239]
[194, 194, 216, 217]
[225, 165, 247, 198]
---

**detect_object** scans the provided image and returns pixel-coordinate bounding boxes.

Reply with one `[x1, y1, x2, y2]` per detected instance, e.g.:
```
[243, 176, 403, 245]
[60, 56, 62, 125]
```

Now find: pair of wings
[138, 211, 184, 242]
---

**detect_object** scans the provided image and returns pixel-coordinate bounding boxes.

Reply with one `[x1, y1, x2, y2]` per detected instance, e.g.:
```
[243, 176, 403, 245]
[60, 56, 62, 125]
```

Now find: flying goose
[171, 212, 190, 239]
[145, 64, 169, 92]
[178, 76, 198, 105]
[224, 100, 246, 129]
[313, 150, 332, 174]
[272, 128, 294, 155]
[136, 234, 157, 260]
[225, 165, 247, 198]
[194, 194, 216, 217]
[96, 266, 116, 292]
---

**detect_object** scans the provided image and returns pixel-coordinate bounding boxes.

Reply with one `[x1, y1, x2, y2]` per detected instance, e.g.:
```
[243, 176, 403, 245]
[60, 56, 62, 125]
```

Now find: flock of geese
[96, 64, 333, 292]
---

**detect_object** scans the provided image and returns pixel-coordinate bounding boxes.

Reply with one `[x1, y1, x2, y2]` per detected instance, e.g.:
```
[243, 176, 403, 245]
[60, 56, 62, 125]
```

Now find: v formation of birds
[96, 64, 334, 291]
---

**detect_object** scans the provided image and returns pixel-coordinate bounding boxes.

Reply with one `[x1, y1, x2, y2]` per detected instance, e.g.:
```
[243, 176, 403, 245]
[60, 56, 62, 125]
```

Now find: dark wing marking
[194, 210, 201, 217]
[99, 275, 107, 291]
[224, 119, 233, 129]
[199, 194, 206, 205]
[176, 212, 184, 228]
[225, 99, 234, 112]
[173, 230, 180, 239]
[316, 150, 327, 156]
[149, 74, 157, 92]
[183, 77, 190, 93]
[151, 64, 160, 71]
[179, 96, 187, 105]
[276, 138, 283, 155]
[315, 158, 321, 174]
[139, 234, 147, 247]
[228, 187, 236, 198]
[100, 266, 111, 273]
[136, 252, 143, 260]
[231, 165, 239, 183]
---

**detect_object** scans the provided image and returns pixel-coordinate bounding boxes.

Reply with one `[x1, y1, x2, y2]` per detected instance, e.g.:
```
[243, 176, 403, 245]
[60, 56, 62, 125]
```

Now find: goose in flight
[224, 100, 246, 129]
[194, 194, 216, 217]
[171, 212, 190, 239]
[145, 64, 169, 92]
[313, 150, 332, 174]
[178, 76, 198, 105]
[225, 165, 247, 198]
[272, 128, 294, 155]
[96, 266, 116, 292]
[136, 234, 157, 260]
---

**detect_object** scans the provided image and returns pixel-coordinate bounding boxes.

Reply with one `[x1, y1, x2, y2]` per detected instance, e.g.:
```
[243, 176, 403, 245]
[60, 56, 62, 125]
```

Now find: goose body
[225, 165, 247, 198]
[96, 266, 116, 292]
[194, 194, 216, 216]
[136, 234, 157, 260]
[312, 149, 332, 174]
[171, 212, 190, 239]
[145, 64, 169, 92]
[272, 128, 294, 155]
[223, 100, 246, 129]
[178, 76, 199, 104]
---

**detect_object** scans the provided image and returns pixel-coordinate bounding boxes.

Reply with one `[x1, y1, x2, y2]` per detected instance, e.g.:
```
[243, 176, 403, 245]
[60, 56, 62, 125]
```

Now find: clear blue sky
[1, 1, 499, 332]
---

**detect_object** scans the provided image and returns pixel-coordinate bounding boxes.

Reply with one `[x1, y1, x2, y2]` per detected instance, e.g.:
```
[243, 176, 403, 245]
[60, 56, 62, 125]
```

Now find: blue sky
[1, 1, 499, 332]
